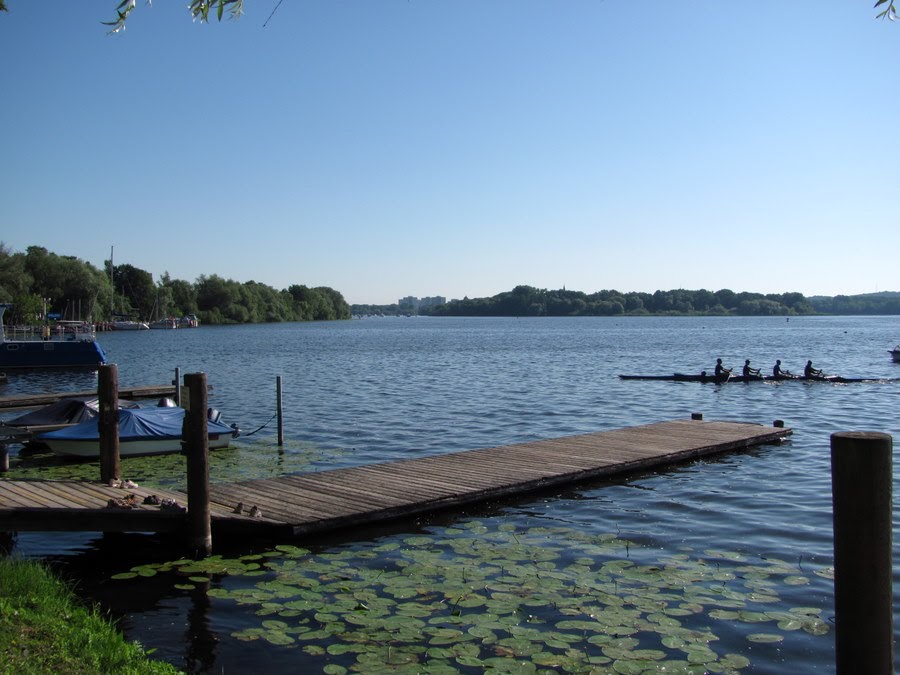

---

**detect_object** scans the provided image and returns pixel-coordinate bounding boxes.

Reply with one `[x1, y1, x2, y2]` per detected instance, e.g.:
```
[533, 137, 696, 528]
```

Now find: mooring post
[98, 363, 120, 484]
[174, 367, 182, 407]
[831, 431, 894, 674]
[0, 443, 8, 473]
[276, 375, 284, 447]
[184, 372, 211, 558]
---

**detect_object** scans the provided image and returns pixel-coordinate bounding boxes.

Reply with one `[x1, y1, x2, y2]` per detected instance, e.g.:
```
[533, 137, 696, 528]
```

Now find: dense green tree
[0, 243, 31, 302]
[427, 286, 831, 318]
[1, 244, 348, 326]
[23, 247, 107, 320]
[165, 277, 199, 317]
[5, 293, 42, 324]
[109, 262, 156, 319]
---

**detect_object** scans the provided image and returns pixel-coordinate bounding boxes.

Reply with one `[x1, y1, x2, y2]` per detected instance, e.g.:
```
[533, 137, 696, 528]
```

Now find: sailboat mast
[109, 245, 114, 318]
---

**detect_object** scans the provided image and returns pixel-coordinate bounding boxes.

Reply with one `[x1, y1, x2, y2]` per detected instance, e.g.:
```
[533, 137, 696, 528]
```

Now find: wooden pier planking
[0, 385, 181, 411]
[0, 418, 790, 540]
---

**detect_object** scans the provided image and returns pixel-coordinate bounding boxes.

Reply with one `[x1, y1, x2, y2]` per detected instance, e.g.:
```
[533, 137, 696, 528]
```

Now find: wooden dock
[0, 418, 790, 540]
[0, 385, 180, 411]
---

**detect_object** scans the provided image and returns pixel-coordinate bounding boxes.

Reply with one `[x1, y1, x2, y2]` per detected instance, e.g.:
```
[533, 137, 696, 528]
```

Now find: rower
[742, 360, 761, 378]
[772, 359, 792, 378]
[714, 358, 732, 381]
[804, 360, 823, 378]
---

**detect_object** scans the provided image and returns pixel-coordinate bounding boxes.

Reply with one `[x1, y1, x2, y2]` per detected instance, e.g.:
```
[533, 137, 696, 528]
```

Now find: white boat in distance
[113, 320, 150, 330]
[38, 406, 239, 458]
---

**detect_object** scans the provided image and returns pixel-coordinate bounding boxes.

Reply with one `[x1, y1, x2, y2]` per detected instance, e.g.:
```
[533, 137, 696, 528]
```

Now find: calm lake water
[3, 316, 899, 674]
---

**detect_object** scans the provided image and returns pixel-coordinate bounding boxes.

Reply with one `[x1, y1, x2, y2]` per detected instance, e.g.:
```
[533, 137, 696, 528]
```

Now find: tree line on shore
[408, 286, 899, 317]
[0, 244, 350, 325]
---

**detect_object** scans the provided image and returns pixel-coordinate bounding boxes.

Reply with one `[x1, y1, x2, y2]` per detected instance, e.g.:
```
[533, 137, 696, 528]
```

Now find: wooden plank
[24, 481, 99, 509]
[0, 384, 196, 410]
[286, 473, 440, 505]
[273, 476, 407, 510]
[301, 465, 468, 499]
[209, 484, 332, 522]
[0, 483, 40, 508]
[5, 480, 77, 509]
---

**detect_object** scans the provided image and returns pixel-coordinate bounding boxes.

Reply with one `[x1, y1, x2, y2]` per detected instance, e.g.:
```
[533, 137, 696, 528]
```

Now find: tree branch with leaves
[100, 0, 245, 33]
[875, 0, 898, 20]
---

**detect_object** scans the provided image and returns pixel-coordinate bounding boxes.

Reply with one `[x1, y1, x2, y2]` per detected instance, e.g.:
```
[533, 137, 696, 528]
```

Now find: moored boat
[0, 304, 107, 370]
[112, 319, 150, 330]
[38, 406, 239, 458]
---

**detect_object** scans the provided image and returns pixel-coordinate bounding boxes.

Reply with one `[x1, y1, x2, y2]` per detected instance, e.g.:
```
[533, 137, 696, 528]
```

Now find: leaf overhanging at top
[875, 0, 899, 20]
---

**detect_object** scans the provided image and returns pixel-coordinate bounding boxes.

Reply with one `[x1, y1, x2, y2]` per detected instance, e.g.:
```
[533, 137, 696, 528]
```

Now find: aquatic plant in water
[111, 519, 831, 673]
[5, 437, 341, 490]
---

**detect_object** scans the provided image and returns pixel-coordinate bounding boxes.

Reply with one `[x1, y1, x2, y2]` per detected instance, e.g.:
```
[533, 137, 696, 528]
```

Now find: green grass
[0, 556, 181, 675]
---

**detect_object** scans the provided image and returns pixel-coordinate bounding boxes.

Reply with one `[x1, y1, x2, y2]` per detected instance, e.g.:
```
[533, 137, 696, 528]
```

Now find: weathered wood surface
[0, 480, 266, 533]
[0, 419, 790, 538]
[0, 385, 182, 410]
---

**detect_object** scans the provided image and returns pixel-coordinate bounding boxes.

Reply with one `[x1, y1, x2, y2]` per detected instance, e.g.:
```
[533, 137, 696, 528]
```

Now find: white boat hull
[46, 434, 232, 458]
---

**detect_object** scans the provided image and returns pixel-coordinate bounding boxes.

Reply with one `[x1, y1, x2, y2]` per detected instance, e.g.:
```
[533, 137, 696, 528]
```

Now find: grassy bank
[0, 556, 180, 674]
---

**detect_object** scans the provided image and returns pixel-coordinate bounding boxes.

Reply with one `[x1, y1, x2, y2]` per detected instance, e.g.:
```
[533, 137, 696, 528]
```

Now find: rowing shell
[618, 373, 895, 384]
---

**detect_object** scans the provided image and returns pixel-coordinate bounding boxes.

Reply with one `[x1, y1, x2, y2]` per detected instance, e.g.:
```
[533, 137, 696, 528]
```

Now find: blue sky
[1, 1, 897, 305]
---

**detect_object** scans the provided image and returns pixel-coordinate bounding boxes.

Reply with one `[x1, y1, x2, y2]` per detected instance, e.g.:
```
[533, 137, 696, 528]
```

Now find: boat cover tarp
[8, 397, 140, 427]
[39, 407, 234, 442]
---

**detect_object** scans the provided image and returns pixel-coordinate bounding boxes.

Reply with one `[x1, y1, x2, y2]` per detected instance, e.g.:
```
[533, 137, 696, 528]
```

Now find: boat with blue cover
[0, 304, 107, 369]
[38, 406, 239, 457]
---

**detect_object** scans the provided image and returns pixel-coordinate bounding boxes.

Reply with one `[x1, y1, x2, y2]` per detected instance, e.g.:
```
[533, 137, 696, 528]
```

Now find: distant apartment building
[398, 296, 446, 311]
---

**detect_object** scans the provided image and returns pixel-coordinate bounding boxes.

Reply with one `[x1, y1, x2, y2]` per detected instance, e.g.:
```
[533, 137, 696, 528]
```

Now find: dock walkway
[0, 385, 179, 411]
[0, 418, 790, 540]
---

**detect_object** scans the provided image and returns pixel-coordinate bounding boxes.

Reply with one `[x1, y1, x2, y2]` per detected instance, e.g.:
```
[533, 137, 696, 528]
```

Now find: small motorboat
[890, 346, 900, 363]
[38, 406, 239, 458]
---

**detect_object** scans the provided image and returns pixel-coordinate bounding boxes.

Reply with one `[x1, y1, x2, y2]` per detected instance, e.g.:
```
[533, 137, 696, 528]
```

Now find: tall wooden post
[98, 364, 120, 484]
[831, 431, 894, 674]
[276, 375, 284, 447]
[184, 372, 211, 557]
[174, 367, 182, 407]
[0, 443, 8, 473]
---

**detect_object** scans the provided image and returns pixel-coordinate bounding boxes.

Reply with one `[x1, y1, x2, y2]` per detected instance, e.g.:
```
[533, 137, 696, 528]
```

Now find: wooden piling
[0, 444, 8, 473]
[830, 431, 894, 675]
[98, 364, 120, 484]
[184, 372, 212, 557]
[276, 375, 284, 446]
[174, 367, 182, 407]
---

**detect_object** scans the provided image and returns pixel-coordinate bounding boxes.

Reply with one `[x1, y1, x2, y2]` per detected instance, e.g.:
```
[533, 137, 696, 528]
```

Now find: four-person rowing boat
[619, 373, 893, 384]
